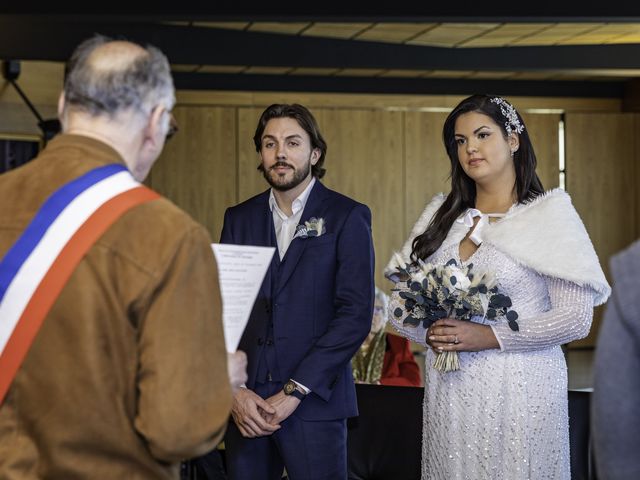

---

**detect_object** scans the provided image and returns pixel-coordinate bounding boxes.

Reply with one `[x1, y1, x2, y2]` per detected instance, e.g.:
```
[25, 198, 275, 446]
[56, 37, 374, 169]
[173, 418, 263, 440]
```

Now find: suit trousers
[225, 380, 347, 480]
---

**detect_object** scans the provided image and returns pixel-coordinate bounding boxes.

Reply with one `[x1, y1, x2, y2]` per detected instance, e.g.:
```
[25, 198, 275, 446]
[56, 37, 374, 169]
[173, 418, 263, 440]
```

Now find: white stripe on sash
[0, 171, 139, 353]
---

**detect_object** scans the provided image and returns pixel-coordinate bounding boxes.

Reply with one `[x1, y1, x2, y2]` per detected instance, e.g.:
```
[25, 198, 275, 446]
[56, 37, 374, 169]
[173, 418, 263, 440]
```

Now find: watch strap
[289, 388, 306, 401]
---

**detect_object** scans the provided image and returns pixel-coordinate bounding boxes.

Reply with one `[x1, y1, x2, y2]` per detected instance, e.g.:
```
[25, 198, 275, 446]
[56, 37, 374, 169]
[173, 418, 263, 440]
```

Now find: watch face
[284, 381, 295, 395]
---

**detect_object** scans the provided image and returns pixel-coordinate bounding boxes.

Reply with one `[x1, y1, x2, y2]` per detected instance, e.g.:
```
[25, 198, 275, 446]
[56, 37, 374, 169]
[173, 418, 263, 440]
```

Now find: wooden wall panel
[150, 106, 237, 241]
[0, 61, 63, 136]
[177, 90, 622, 113]
[403, 111, 451, 248]
[319, 108, 405, 291]
[565, 113, 637, 347]
[520, 113, 560, 190]
[0, 102, 59, 136]
[236, 108, 270, 204]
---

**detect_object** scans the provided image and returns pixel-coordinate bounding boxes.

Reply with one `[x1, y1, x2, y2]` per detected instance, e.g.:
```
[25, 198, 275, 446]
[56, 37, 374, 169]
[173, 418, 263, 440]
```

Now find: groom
[220, 103, 374, 480]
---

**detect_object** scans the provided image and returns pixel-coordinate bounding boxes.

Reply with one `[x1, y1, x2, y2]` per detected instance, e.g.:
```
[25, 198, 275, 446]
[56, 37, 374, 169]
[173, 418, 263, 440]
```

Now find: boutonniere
[293, 217, 326, 240]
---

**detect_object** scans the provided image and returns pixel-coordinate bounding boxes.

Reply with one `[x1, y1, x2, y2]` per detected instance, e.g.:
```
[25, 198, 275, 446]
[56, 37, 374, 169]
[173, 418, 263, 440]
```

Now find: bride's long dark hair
[411, 94, 544, 262]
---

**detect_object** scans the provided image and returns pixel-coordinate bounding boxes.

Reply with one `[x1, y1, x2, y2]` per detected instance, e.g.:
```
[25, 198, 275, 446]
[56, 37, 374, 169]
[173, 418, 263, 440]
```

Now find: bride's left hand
[427, 318, 500, 352]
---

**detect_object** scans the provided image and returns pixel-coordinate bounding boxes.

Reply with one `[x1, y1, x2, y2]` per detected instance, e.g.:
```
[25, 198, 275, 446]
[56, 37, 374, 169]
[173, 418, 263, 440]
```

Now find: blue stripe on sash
[0, 164, 128, 303]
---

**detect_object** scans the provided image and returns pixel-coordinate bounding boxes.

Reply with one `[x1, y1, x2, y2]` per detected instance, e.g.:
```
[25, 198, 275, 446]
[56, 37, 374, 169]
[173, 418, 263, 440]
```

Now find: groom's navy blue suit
[221, 180, 374, 479]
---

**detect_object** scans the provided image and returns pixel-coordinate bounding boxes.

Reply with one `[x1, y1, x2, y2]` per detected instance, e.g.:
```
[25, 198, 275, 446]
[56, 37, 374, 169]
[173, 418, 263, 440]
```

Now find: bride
[385, 94, 610, 479]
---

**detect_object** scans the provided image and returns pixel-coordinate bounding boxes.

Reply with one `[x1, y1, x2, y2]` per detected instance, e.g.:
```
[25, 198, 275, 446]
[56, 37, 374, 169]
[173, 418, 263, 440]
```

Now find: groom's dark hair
[253, 103, 327, 179]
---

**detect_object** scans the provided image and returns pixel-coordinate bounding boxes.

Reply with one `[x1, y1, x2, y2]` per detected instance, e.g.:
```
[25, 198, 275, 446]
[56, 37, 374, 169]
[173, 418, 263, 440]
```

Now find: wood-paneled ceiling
[194, 21, 640, 48]
[3, 7, 640, 98]
[170, 21, 640, 82]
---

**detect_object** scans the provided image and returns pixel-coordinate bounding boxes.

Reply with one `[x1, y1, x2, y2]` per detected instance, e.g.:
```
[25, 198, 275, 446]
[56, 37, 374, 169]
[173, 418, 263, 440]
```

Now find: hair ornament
[490, 97, 525, 135]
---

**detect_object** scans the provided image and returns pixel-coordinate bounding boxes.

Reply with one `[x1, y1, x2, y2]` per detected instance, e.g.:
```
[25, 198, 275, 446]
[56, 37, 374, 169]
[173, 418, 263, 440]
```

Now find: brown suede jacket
[0, 134, 232, 479]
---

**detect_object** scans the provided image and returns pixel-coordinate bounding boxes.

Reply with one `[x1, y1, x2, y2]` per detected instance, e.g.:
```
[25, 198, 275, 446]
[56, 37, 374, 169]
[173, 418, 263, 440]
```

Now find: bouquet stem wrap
[433, 350, 460, 372]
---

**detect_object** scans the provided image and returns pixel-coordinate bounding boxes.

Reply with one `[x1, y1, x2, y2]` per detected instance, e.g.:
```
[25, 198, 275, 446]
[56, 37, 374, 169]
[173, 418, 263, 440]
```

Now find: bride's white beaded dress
[385, 190, 610, 480]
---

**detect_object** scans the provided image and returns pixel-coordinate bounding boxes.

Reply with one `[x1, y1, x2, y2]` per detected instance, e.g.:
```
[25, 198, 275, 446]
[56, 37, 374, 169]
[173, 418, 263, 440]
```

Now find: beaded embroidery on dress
[389, 242, 591, 479]
[385, 192, 609, 479]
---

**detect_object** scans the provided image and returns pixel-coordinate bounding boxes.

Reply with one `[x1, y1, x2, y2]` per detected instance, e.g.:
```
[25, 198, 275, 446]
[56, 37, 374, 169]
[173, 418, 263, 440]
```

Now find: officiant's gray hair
[62, 34, 175, 119]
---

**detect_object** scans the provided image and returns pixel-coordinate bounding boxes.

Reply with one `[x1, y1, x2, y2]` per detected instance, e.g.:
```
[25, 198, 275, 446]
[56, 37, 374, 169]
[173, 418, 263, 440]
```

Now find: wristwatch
[283, 380, 306, 401]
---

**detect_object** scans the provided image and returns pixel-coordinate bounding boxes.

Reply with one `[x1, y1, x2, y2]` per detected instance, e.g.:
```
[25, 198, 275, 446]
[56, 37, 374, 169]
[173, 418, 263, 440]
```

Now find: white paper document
[211, 243, 275, 352]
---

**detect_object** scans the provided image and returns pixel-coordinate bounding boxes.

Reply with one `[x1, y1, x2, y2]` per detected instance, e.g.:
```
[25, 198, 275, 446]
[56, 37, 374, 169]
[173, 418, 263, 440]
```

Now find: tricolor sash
[0, 163, 159, 404]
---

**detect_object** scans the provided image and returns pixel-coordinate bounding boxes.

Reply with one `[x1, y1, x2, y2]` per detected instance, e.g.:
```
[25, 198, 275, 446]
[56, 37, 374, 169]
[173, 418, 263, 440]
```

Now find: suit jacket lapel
[276, 181, 330, 296]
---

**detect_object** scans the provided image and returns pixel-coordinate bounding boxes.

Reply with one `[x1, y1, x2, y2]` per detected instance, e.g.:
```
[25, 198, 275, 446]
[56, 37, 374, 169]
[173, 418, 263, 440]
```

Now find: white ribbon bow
[456, 208, 506, 246]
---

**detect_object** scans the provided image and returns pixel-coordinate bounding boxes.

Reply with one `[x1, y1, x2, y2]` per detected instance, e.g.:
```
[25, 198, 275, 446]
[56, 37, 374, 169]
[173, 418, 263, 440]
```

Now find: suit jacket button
[257, 337, 264, 345]
[266, 339, 274, 346]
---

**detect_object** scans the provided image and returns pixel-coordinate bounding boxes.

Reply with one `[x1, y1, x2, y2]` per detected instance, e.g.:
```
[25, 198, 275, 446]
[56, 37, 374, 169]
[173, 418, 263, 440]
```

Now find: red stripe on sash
[0, 186, 159, 403]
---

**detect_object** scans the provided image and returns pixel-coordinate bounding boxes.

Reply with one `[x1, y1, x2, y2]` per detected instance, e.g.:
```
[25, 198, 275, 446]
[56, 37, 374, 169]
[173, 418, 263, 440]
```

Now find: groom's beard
[263, 156, 313, 192]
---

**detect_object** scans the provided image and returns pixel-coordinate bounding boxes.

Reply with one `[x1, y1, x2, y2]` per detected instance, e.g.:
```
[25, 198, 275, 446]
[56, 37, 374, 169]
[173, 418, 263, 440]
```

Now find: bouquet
[389, 253, 519, 372]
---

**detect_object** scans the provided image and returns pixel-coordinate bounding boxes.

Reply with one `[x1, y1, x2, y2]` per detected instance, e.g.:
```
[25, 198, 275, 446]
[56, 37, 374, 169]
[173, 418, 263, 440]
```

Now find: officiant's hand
[227, 351, 248, 393]
[231, 388, 280, 438]
[264, 390, 301, 425]
[427, 318, 500, 352]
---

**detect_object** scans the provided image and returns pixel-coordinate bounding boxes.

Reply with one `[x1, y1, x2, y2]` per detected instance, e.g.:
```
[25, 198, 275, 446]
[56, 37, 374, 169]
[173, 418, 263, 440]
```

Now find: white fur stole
[384, 189, 611, 306]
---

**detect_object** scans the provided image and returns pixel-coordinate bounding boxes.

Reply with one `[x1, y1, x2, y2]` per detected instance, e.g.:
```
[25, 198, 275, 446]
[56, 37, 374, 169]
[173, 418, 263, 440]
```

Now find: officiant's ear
[310, 147, 321, 165]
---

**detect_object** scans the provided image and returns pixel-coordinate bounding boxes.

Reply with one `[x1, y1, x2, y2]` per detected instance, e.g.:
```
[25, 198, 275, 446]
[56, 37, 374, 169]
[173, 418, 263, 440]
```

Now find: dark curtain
[0, 139, 39, 174]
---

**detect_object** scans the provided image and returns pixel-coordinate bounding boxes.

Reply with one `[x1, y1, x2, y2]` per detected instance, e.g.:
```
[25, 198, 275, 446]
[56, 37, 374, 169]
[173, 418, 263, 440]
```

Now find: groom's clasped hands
[231, 388, 301, 438]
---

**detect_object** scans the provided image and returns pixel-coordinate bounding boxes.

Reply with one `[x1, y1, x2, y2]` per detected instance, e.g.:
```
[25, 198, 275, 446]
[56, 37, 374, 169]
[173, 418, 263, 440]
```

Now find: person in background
[352, 287, 422, 387]
[0, 34, 246, 479]
[592, 239, 640, 480]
